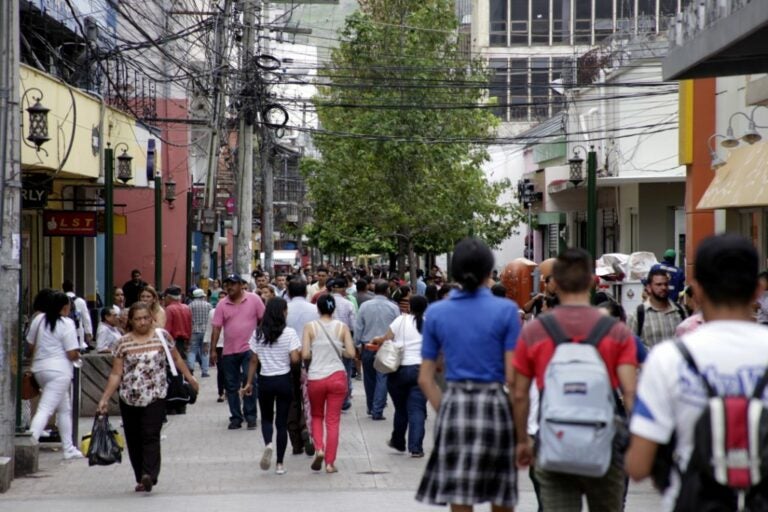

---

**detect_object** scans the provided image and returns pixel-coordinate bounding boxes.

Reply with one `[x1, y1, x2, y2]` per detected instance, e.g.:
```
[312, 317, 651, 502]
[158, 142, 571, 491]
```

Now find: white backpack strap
[156, 328, 178, 376]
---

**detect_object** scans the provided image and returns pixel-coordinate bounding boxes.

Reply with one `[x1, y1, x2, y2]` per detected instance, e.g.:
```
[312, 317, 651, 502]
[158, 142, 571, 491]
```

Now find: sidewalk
[0, 374, 661, 511]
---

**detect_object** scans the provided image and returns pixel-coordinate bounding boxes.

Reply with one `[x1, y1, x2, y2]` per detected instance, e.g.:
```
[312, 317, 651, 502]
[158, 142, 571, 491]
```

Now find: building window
[531, 57, 549, 119]
[553, 0, 572, 44]
[490, 0, 508, 46]
[531, 0, 550, 44]
[595, 0, 614, 40]
[574, 0, 592, 44]
[510, 0, 529, 45]
[490, 58, 508, 120]
[616, 0, 635, 31]
[510, 58, 529, 120]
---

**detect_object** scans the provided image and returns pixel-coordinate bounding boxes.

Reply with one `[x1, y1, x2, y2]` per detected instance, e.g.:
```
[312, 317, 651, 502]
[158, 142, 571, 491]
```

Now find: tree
[302, 0, 523, 281]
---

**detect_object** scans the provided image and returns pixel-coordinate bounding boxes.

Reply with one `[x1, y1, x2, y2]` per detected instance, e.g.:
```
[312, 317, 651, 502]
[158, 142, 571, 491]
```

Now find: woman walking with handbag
[242, 297, 301, 475]
[97, 302, 198, 492]
[301, 295, 356, 473]
[373, 295, 429, 458]
[27, 290, 84, 460]
[415, 238, 521, 512]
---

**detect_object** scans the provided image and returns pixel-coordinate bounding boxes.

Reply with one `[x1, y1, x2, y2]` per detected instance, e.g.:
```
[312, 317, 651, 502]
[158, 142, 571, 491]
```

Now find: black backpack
[671, 340, 768, 511]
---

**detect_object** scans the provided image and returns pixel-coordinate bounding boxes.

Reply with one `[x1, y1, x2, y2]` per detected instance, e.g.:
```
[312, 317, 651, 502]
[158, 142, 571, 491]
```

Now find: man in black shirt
[122, 269, 148, 307]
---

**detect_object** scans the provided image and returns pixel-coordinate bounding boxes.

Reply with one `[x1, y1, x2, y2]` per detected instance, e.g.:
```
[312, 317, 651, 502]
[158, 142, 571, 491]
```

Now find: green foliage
[303, 0, 522, 259]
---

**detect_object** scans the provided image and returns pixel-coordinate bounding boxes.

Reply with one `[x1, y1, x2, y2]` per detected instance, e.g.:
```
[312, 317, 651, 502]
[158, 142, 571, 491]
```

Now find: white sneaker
[63, 447, 84, 460]
[260, 444, 273, 470]
[275, 464, 286, 475]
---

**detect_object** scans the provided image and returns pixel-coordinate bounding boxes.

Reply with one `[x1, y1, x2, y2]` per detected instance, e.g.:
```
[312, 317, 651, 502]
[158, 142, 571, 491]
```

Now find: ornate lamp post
[22, 88, 50, 152]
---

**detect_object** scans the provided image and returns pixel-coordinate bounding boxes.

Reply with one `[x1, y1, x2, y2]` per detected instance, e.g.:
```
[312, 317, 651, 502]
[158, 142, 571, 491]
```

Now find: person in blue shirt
[651, 249, 685, 304]
[415, 238, 521, 512]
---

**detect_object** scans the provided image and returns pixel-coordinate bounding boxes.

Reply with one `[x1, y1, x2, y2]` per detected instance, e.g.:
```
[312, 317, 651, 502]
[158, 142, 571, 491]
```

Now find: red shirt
[514, 305, 637, 389]
[165, 301, 192, 342]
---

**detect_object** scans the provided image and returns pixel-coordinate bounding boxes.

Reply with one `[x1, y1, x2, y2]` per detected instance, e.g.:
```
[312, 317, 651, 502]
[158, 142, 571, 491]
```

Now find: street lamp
[22, 87, 50, 152]
[708, 134, 727, 170]
[164, 177, 177, 207]
[115, 145, 134, 184]
[569, 145, 588, 185]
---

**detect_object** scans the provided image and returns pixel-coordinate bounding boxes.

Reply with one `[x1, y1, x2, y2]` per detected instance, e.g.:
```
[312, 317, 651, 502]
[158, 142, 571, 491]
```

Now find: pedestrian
[210, 274, 265, 430]
[354, 278, 374, 307]
[122, 269, 148, 308]
[651, 249, 685, 304]
[26, 290, 84, 460]
[416, 238, 521, 511]
[302, 294, 356, 473]
[355, 279, 400, 420]
[209, 279, 223, 307]
[95, 306, 123, 353]
[625, 233, 768, 510]
[396, 285, 411, 314]
[274, 273, 289, 299]
[627, 267, 686, 348]
[113, 287, 128, 330]
[286, 279, 318, 456]
[522, 274, 559, 317]
[203, 307, 226, 403]
[139, 285, 166, 328]
[674, 286, 705, 337]
[62, 279, 93, 350]
[373, 295, 428, 458]
[513, 248, 638, 512]
[97, 302, 198, 493]
[163, 286, 191, 362]
[243, 298, 301, 475]
[188, 288, 213, 377]
[330, 278, 356, 411]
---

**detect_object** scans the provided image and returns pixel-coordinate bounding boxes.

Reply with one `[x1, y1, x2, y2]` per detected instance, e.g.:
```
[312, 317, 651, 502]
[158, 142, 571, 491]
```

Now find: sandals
[325, 465, 338, 474]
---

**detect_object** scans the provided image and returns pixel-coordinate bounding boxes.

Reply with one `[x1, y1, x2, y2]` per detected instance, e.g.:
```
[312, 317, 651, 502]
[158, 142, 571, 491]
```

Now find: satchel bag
[21, 371, 40, 400]
[373, 317, 406, 374]
[157, 329, 197, 405]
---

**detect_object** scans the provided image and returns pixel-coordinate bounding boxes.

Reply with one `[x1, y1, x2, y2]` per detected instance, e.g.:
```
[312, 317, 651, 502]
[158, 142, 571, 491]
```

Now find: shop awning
[698, 142, 768, 209]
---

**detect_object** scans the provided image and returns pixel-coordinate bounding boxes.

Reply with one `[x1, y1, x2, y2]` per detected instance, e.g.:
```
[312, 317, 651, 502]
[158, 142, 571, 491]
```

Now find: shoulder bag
[157, 328, 197, 405]
[374, 317, 405, 374]
[21, 316, 43, 400]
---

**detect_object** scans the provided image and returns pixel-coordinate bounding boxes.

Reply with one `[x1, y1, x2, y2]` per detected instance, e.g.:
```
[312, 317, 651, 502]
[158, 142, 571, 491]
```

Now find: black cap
[223, 274, 247, 284]
[164, 285, 182, 298]
[330, 278, 346, 288]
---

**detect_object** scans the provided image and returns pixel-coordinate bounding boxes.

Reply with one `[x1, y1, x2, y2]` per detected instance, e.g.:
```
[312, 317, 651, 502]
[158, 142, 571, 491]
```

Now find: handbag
[373, 317, 405, 374]
[157, 329, 197, 405]
[21, 371, 40, 400]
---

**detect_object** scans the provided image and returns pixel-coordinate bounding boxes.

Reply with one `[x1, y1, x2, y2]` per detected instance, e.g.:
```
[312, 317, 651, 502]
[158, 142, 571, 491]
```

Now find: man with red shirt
[210, 274, 265, 430]
[164, 285, 193, 414]
[513, 248, 638, 512]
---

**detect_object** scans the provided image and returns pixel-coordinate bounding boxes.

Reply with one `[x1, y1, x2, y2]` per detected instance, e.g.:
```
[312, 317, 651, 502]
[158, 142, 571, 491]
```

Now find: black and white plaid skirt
[415, 381, 517, 508]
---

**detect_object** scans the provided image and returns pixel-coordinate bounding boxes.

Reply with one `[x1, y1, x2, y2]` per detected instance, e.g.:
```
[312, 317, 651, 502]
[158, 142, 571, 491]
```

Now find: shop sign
[43, 211, 97, 237]
[22, 176, 49, 209]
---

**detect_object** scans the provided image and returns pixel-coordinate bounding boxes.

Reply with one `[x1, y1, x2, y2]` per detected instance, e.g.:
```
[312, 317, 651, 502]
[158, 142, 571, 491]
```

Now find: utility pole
[200, 0, 231, 287]
[260, 2, 274, 275]
[0, 0, 21, 490]
[586, 146, 598, 261]
[235, 0, 257, 278]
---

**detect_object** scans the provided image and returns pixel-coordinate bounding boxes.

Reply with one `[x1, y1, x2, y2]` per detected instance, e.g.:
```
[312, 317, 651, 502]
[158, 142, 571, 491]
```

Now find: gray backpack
[536, 314, 618, 477]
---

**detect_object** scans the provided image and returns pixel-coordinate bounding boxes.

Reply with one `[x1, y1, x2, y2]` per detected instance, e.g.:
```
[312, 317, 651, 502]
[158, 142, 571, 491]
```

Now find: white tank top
[307, 320, 346, 380]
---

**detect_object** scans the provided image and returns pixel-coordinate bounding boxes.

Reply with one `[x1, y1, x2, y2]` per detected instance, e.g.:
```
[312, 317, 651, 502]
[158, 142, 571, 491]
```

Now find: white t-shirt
[630, 320, 768, 511]
[96, 323, 122, 352]
[389, 314, 422, 366]
[29, 315, 79, 375]
[249, 327, 301, 376]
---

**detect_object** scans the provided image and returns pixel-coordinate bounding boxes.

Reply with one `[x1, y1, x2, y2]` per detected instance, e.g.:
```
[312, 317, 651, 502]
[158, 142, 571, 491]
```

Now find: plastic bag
[86, 415, 122, 466]
[81, 428, 124, 455]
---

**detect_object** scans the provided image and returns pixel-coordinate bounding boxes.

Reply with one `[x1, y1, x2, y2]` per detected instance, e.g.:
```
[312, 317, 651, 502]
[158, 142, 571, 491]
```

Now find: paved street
[0, 375, 661, 512]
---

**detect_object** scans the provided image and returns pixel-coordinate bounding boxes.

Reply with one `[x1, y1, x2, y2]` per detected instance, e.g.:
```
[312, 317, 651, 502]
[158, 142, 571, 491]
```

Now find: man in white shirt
[306, 266, 329, 301]
[95, 306, 122, 353]
[625, 233, 768, 511]
[62, 279, 93, 350]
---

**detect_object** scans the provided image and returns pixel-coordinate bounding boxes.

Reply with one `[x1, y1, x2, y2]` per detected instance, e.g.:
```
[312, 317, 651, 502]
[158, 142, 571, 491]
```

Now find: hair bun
[461, 272, 480, 290]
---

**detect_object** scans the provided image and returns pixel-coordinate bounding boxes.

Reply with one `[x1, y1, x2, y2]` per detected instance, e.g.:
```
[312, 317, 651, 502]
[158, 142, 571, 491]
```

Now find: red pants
[307, 370, 347, 466]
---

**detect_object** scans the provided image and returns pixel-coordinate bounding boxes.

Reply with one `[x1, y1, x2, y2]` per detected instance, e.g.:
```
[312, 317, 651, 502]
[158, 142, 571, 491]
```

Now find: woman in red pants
[301, 295, 356, 473]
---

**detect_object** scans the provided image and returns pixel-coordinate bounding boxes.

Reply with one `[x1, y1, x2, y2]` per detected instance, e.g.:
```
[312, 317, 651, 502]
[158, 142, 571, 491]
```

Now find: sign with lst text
[43, 211, 98, 237]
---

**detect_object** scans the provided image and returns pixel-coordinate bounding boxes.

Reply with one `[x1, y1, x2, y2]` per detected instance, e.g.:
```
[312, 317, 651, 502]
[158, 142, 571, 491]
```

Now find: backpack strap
[673, 339, 717, 398]
[750, 366, 768, 400]
[583, 316, 618, 347]
[673, 301, 687, 321]
[635, 304, 645, 337]
[538, 313, 570, 346]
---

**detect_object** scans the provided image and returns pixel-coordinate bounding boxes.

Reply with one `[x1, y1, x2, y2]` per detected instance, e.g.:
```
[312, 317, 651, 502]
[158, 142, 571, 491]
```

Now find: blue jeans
[361, 347, 388, 417]
[342, 357, 353, 408]
[186, 332, 210, 375]
[386, 364, 426, 454]
[222, 350, 257, 424]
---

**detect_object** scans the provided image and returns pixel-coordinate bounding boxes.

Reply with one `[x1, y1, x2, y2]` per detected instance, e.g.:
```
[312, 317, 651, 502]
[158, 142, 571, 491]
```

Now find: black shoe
[341, 401, 352, 411]
[247, 421, 257, 430]
[217, 394, 225, 403]
[302, 430, 315, 456]
[371, 415, 386, 421]
[228, 420, 242, 430]
[387, 440, 406, 453]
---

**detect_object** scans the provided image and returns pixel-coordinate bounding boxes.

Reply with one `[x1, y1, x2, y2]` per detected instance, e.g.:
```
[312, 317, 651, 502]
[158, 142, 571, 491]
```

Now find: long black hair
[33, 288, 56, 313]
[451, 238, 494, 292]
[43, 291, 70, 331]
[409, 295, 428, 333]
[259, 297, 287, 345]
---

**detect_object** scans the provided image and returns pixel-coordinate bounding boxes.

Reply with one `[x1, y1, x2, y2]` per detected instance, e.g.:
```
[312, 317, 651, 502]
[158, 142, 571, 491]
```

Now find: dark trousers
[120, 398, 165, 485]
[361, 347, 388, 416]
[216, 347, 225, 396]
[174, 337, 188, 364]
[286, 363, 307, 452]
[222, 350, 257, 424]
[386, 364, 427, 454]
[258, 372, 292, 464]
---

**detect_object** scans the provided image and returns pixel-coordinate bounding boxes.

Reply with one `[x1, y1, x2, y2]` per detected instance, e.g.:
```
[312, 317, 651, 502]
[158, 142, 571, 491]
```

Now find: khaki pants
[534, 463, 626, 512]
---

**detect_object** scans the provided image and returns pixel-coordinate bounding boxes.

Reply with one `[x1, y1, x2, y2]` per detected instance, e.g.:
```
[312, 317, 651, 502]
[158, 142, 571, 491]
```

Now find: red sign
[43, 211, 98, 237]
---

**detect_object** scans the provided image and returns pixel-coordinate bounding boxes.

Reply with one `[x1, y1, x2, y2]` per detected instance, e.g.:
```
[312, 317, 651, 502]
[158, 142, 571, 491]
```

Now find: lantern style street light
[23, 88, 50, 151]
[114, 144, 134, 184]
[569, 145, 588, 185]
[164, 177, 177, 207]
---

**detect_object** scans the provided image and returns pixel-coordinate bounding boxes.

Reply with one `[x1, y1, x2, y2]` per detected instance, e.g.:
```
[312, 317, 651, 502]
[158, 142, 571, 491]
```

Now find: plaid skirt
[415, 381, 517, 508]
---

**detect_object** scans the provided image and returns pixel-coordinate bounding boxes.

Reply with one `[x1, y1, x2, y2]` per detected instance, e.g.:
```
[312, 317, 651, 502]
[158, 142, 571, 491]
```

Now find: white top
[389, 314, 422, 366]
[204, 309, 224, 348]
[249, 327, 301, 376]
[630, 320, 768, 512]
[28, 315, 79, 376]
[66, 292, 93, 348]
[96, 323, 122, 352]
[306, 320, 346, 381]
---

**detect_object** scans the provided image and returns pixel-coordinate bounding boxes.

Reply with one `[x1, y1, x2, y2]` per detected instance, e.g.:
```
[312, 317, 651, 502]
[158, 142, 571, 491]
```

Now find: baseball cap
[164, 285, 182, 299]
[223, 274, 247, 284]
[330, 278, 346, 288]
[192, 288, 206, 298]
[663, 249, 676, 260]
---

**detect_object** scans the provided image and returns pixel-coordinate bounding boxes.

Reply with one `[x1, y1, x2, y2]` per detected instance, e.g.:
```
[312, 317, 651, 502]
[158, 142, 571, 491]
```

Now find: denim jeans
[186, 332, 210, 375]
[222, 350, 257, 424]
[386, 364, 427, 454]
[342, 357, 353, 408]
[361, 347, 388, 417]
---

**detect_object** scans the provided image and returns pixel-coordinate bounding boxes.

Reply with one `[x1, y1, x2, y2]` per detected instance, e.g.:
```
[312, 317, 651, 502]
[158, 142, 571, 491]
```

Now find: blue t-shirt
[422, 288, 520, 383]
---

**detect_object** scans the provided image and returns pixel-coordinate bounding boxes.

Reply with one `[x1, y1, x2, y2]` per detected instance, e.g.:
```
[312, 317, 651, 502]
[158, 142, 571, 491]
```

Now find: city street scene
[2, 0, 768, 511]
